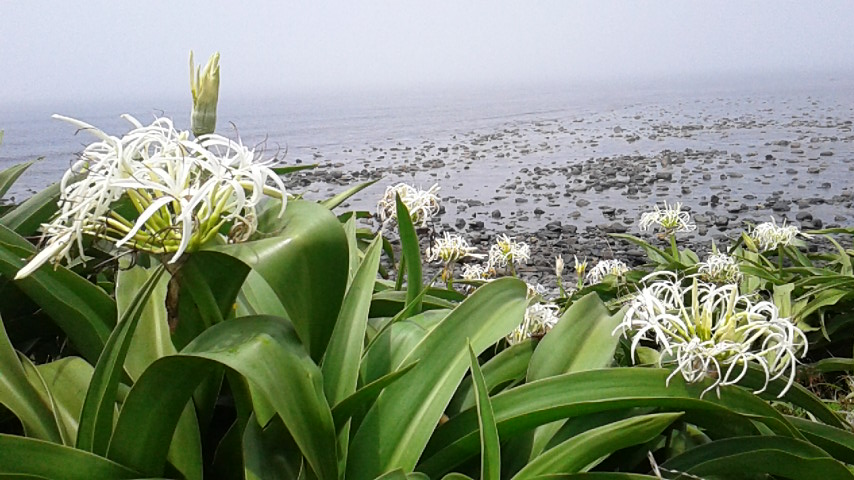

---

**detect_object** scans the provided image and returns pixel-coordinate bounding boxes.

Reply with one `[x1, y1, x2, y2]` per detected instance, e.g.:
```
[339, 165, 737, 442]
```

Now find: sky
[2, 1, 854, 106]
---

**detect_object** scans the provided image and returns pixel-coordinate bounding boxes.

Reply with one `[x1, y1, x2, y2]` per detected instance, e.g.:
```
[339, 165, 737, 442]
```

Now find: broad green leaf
[243, 413, 301, 480]
[235, 270, 289, 319]
[0, 183, 60, 236]
[660, 436, 854, 479]
[0, 160, 36, 200]
[0, 314, 63, 442]
[469, 343, 500, 480]
[527, 294, 624, 458]
[323, 236, 383, 407]
[115, 265, 175, 379]
[206, 200, 348, 361]
[528, 293, 622, 380]
[361, 309, 448, 385]
[172, 252, 249, 349]
[419, 368, 797, 476]
[369, 290, 456, 318]
[343, 215, 361, 285]
[528, 474, 660, 479]
[449, 341, 534, 415]
[321, 179, 379, 210]
[76, 266, 165, 455]
[108, 316, 337, 480]
[788, 415, 854, 465]
[0, 224, 115, 363]
[346, 277, 527, 479]
[35, 357, 94, 443]
[0, 434, 139, 479]
[513, 413, 682, 478]
[395, 195, 423, 317]
[331, 361, 417, 432]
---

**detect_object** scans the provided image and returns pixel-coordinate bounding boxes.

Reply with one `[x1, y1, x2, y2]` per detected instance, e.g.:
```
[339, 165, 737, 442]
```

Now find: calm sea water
[2, 71, 853, 204]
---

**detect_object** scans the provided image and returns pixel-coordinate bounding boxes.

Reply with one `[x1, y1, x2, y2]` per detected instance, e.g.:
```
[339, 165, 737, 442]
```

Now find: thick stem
[670, 234, 679, 262]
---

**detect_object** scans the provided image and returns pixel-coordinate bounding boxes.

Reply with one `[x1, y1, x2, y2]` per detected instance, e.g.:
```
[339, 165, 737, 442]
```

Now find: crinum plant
[15, 114, 287, 279]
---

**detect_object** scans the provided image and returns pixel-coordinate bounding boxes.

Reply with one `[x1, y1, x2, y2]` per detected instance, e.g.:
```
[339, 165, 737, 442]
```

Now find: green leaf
[346, 277, 527, 479]
[419, 368, 798, 476]
[513, 413, 682, 478]
[0, 160, 37, 200]
[0, 434, 139, 479]
[243, 413, 302, 480]
[321, 179, 379, 210]
[0, 224, 115, 364]
[528, 293, 622, 380]
[660, 436, 854, 479]
[0, 314, 63, 442]
[361, 309, 448, 385]
[0, 183, 60, 236]
[271, 163, 318, 175]
[527, 294, 624, 458]
[331, 361, 418, 432]
[115, 266, 175, 379]
[76, 266, 165, 455]
[35, 357, 94, 444]
[448, 340, 534, 415]
[108, 316, 337, 480]
[468, 343, 500, 480]
[395, 194, 423, 317]
[322, 236, 383, 407]
[206, 200, 348, 361]
[788, 415, 854, 465]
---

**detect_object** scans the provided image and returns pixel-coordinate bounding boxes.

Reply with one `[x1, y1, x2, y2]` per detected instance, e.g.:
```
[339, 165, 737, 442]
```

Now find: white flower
[507, 302, 561, 345]
[614, 272, 808, 397]
[526, 282, 548, 299]
[376, 183, 440, 229]
[639, 201, 696, 234]
[461, 263, 491, 281]
[15, 115, 287, 279]
[487, 234, 530, 270]
[555, 254, 565, 278]
[189, 50, 220, 137]
[750, 217, 800, 251]
[585, 259, 629, 285]
[426, 232, 482, 264]
[697, 252, 741, 284]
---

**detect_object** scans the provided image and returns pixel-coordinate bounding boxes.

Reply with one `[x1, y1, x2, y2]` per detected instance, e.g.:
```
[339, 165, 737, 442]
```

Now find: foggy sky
[2, 1, 854, 105]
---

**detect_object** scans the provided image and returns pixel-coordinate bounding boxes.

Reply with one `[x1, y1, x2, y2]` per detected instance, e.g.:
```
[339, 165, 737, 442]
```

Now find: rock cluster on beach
[281, 94, 854, 288]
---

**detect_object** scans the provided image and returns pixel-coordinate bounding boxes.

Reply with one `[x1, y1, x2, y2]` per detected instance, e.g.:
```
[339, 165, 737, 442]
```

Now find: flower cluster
[639, 201, 696, 234]
[487, 234, 530, 270]
[750, 217, 800, 252]
[376, 183, 440, 229]
[461, 263, 491, 281]
[614, 272, 807, 397]
[16, 115, 287, 279]
[506, 302, 560, 345]
[426, 232, 481, 264]
[697, 252, 741, 284]
[585, 259, 629, 285]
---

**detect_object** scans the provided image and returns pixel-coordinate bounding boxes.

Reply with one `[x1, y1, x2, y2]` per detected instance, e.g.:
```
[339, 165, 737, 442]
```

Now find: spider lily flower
[585, 258, 629, 285]
[376, 182, 441, 229]
[461, 263, 491, 281]
[487, 234, 530, 271]
[614, 272, 808, 397]
[639, 201, 696, 235]
[426, 232, 482, 264]
[190, 51, 221, 137]
[750, 217, 801, 252]
[15, 114, 287, 280]
[697, 252, 741, 284]
[507, 302, 560, 345]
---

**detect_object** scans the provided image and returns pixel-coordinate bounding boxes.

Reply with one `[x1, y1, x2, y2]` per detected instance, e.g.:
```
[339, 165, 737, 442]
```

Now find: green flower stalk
[190, 51, 220, 138]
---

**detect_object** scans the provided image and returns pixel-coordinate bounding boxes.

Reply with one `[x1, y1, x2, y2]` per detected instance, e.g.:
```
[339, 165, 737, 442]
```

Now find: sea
[2, 70, 854, 231]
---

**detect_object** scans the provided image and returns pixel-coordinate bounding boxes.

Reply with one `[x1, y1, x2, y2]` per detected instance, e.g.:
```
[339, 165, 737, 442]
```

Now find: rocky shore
[280, 94, 854, 283]
[282, 94, 854, 289]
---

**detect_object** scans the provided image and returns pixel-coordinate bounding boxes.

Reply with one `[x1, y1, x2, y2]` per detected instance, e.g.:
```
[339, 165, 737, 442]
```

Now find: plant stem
[670, 234, 679, 262]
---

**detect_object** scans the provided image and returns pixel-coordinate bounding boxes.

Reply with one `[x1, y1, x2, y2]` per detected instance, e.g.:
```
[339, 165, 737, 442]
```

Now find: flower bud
[190, 51, 220, 137]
